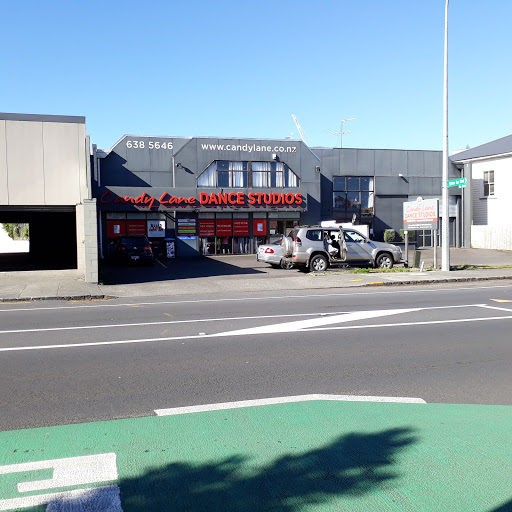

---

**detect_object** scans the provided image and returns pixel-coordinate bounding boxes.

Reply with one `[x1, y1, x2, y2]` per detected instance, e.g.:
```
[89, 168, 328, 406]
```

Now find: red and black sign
[100, 191, 304, 209]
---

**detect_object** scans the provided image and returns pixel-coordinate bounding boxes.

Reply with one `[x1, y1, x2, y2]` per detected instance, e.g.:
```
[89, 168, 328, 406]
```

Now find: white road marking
[0, 284, 511, 313]
[0, 453, 118, 492]
[0, 303, 486, 336]
[0, 454, 119, 511]
[1, 308, 510, 353]
[479, 305, 512, 313]
[0, 311, 350, 336]
[155, 393, 427, 416]
[218, 308, 417, 336]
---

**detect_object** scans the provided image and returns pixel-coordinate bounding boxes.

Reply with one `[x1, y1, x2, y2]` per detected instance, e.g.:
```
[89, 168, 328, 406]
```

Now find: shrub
[399, 229, 415, 241]
[383, 229, 396, 243]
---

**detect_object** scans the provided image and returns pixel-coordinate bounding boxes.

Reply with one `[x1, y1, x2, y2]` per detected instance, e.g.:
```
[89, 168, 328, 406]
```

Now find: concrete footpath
[0, 248, 511, 302]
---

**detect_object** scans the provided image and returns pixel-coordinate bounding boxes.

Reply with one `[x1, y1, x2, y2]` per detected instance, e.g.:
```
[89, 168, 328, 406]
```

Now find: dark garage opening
[0, 209, 77, 271]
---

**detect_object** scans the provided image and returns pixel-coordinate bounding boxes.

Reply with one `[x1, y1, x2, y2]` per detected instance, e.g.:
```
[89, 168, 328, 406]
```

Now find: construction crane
[291, 114, 312, 146]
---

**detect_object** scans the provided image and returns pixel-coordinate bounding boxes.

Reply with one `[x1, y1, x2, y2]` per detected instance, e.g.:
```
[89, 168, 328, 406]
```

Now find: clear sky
[2, 0, 511, 152]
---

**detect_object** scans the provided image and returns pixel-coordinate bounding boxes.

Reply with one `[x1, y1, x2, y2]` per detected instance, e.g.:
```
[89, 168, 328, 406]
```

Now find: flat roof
[0, 112, 85, 124]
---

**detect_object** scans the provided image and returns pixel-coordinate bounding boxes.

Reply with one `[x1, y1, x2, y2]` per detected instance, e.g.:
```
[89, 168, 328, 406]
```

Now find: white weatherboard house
[451, 134, 512, 250]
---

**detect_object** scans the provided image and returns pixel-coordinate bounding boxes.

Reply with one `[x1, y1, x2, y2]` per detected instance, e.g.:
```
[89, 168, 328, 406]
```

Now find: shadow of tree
[489, 499, 512, 512]
[117, 427, 417, 511]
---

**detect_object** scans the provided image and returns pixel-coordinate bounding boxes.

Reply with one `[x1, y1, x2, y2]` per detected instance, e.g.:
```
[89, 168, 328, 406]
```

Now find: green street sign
[447, 177, 467, 188]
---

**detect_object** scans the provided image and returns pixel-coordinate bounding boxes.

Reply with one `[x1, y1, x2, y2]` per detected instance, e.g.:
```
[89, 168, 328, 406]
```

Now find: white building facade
[452, 134, 512, 250]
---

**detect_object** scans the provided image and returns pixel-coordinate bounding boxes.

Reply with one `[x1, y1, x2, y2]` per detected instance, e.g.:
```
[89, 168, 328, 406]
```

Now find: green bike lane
[1, 398, 512, 511]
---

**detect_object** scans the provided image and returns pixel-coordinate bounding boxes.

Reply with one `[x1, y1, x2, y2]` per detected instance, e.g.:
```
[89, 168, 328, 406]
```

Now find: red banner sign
[199, 219, 215, 236]
[233, 219, 250, 236]
[216, 219, 233, 236]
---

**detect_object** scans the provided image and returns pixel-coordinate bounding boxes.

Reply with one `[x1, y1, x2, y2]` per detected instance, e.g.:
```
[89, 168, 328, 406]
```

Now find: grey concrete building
[95, 134, 459, 258]
[0, 113, 98, 282]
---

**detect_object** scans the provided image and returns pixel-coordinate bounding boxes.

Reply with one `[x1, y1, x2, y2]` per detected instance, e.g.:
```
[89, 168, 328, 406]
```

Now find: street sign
[447, 177, 467, 188]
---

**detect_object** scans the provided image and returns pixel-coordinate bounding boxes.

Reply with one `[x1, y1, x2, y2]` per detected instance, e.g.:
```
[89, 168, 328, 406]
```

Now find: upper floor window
[198, 161, 248, 188]
[197, 160, 300, 188]
[252, 162, 299, 188]
[333, 176, 374, 221]
[483, 171, 494, 196]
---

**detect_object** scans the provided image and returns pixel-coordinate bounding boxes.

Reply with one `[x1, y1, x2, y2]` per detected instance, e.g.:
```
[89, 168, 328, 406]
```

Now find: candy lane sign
[403, 198, 439, 230]
[100, 191, 304, 209]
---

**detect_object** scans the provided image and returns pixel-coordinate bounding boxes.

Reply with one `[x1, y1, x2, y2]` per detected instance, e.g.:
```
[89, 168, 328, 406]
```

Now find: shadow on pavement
[100, 256, 267, 285]
[102, 427, 416, 511]
[489, 500, 512, 512]
[47, 427, 417, 511]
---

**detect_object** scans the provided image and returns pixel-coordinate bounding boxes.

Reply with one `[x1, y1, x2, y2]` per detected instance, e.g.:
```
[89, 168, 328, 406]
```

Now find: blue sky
[2, 0, 511, 152]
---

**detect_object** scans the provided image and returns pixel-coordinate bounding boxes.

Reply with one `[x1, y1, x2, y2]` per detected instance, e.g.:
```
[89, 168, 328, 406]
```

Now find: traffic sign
[447, 177, 467, 188]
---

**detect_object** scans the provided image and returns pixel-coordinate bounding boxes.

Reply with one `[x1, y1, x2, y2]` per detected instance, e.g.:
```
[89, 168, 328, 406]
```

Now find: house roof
[451, 134, 512, 162]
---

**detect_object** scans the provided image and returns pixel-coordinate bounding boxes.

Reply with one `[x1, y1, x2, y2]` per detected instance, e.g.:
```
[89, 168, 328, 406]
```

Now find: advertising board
[403, 198, 439, 230]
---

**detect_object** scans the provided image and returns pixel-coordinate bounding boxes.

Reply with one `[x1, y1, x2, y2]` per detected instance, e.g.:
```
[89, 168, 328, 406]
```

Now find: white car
[256, 241, 294, 269]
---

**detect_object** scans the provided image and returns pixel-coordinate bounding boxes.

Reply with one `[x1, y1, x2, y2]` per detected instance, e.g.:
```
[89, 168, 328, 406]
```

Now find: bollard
[413, 250, 421, 268]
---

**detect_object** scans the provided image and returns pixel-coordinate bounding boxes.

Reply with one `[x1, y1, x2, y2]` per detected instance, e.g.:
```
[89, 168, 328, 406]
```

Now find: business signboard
[403, 198, 439, 230]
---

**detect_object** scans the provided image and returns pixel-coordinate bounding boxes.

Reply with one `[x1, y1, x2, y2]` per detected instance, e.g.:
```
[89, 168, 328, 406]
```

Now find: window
[306, 229, 322, 241]
[344, 230, 366, 243]
[198, 161, 248, 188]
[198, 161, 299, 188]
[333, 176, 374, 222]
[483, 171, 494, 196]
[251, 162, 299, 188]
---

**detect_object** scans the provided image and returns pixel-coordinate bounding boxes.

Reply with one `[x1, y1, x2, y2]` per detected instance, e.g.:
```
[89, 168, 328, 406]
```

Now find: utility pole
[442, 0, 450, 271]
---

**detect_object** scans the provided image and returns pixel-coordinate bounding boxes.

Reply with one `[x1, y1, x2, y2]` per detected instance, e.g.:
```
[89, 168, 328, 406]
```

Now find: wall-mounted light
[398, 173, 403, 177]
[176, 162, 184, 169]
[272, 153, 279, 161]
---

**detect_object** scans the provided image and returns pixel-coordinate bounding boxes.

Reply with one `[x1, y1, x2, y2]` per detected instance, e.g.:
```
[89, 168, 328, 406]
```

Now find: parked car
[112, 235, 154, 265]
[256, 241, 294, 269]
[281, 225, 401, 272]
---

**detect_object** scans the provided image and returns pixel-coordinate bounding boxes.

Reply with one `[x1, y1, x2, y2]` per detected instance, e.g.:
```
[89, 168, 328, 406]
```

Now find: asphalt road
[1, 280, 512, 431]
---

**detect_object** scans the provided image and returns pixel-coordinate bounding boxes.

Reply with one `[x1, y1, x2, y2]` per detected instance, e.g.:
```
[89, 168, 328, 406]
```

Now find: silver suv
[281, 225, 402, 272]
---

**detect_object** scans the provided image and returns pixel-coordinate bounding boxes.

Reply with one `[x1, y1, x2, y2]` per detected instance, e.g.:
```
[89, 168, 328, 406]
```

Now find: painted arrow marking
[217, 308, 418, 336]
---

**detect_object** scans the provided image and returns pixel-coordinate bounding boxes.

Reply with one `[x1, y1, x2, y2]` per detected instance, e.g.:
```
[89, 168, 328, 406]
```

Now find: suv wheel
[376, 253, 393, 269]
[310, 254, 328, 272]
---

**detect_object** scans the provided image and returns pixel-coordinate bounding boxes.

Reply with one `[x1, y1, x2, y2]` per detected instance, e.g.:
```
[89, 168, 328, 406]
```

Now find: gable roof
[451, 134, 512, 162]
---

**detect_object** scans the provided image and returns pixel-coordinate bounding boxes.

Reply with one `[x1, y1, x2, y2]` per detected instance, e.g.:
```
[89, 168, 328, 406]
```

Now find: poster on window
[147, 220, 166, 237]
[127, 221, 146, 236]
[199, 219, 215, 236]
[216, 219, 233, 236]
[233, 219, 249, 236]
